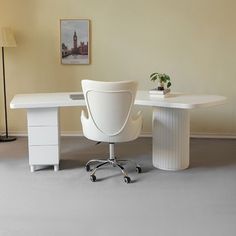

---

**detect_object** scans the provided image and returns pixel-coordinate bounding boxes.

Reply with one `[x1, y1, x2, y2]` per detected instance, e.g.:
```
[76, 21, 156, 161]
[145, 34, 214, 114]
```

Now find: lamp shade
[0, 27, 16, 47]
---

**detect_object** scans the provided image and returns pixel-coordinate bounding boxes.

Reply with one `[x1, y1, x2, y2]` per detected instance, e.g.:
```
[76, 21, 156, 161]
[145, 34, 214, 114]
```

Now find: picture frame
[60, 19, 90, 65]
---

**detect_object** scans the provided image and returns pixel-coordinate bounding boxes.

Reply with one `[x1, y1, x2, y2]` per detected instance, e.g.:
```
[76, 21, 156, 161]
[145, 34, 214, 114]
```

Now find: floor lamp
[0, 27, 17, 142]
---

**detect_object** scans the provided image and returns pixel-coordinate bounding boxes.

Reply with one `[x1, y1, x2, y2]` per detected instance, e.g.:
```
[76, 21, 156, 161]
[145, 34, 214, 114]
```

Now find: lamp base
[0, 135, 17, 142]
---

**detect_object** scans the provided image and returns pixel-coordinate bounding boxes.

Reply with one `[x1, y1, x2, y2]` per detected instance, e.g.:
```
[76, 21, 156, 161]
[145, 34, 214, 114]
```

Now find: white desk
[10, 91, 226, 172]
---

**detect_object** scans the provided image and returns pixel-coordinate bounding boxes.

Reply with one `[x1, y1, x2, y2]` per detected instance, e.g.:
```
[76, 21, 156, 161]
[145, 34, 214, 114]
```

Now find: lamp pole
[0, 46, 16, 142]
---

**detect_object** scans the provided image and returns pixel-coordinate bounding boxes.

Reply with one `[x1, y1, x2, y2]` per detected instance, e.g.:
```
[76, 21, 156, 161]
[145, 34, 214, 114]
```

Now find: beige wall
[0, 0, 236, 135]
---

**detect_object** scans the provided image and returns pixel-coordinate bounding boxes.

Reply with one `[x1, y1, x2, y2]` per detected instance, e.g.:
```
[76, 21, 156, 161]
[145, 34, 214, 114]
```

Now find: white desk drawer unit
[28, 126, 59, 145]
[29, 146, 59, 165]
[27, 108, 60, 172]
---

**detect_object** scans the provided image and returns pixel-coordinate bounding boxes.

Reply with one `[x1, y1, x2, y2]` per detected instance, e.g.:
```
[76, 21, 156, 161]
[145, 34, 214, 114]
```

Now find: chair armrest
[81, 109, 88, 120]
[132, 110, 142, 121]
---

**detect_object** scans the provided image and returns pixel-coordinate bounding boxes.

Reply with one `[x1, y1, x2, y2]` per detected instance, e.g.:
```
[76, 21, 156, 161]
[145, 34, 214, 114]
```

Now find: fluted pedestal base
[152, 107, 190, 170]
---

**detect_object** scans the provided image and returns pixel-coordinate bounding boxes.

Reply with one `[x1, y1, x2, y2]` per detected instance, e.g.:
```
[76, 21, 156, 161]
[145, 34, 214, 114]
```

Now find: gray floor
[0, 137, 236, 236]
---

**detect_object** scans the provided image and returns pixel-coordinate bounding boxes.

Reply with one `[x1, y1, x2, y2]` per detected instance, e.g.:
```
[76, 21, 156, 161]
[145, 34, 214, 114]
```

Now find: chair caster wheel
[124, 176, 131, 184]
[136, 166, 142, 173]
[85, 165, 90, 172]
[90, 175, 96, 182]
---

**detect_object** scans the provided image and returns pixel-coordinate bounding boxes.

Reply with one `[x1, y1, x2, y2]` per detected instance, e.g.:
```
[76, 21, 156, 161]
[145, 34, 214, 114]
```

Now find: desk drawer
[28, 126, 59, 145]
[27, 108, 59, 126]
[29, 145, 59, 165]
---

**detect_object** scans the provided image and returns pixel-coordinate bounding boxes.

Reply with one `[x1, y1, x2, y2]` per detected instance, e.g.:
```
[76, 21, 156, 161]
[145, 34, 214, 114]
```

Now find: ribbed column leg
[152, 107, 190, 170]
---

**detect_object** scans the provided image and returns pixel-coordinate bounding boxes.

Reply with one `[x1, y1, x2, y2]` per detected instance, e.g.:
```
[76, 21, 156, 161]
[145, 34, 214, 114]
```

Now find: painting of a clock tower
[61, 19, 90, 64]
[73, 31, 77, 49]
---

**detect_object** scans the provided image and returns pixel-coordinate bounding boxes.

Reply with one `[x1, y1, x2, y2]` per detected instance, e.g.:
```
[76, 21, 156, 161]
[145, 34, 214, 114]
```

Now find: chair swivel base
[85, 158, 142, 184]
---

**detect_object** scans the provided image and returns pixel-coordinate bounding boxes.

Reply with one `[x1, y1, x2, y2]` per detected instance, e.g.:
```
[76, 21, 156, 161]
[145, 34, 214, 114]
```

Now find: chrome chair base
[85, 143, 142, 183]
[85, 156, 141, 184]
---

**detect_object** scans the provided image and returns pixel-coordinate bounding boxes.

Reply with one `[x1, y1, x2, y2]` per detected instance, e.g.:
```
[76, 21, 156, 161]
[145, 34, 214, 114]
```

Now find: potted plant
[150, 72, 171, 91]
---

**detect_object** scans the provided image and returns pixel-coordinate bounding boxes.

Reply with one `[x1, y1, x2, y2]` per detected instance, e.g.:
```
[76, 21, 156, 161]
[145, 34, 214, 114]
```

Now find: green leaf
[150, 75, 158, 81]
[150, 72, 158, 78]
[150, 72, 171, 85]
[167, 81, 171, 88]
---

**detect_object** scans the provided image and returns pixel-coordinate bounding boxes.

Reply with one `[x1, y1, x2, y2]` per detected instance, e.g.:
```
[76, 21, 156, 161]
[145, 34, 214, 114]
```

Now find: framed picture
[60, 19, 90, 65]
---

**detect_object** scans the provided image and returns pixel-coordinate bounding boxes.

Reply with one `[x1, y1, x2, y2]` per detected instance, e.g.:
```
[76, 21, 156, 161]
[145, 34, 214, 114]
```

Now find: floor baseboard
[3, 131, 236, 139]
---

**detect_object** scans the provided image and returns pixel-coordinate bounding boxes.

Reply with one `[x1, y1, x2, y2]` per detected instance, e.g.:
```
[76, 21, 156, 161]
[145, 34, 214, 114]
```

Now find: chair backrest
[82, 80, 138, 136]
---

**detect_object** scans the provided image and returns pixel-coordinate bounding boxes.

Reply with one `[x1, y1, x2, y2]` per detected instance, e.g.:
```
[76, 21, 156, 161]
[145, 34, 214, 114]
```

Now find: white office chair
[81, 80, 142, 183]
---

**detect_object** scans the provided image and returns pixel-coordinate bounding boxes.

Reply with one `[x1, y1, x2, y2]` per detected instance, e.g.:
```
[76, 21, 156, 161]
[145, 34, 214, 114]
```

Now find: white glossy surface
[27, 107, 59, 126]
[10, 90, 226, 171]
[28, 126, 59, 146]
[153, 108, 190, 170]
[81, 80, 142, 143]
[135, 91, 226, 109]
[29, 145, 59, 165]
[27, 108, 60, 170]
[10, 91, 226, 109]
[10, 92, 86, 109]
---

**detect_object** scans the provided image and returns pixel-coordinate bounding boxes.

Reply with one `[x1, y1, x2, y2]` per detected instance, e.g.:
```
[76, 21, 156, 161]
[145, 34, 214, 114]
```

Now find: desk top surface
[10, 91, 226, 109]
